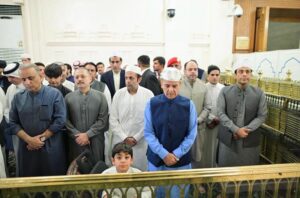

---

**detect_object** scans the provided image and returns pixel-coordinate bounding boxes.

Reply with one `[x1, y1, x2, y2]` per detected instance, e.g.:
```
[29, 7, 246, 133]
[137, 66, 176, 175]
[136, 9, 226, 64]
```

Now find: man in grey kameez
[65, 68, 108, 163]
[179, 60, 211, 168]
[217, 61, 267, 167]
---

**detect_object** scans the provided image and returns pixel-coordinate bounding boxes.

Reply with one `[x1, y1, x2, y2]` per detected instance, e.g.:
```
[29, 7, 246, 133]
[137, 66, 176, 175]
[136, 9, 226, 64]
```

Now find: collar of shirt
[91, 80, 96, 86]
[113, 70, 121, 75]
[162, 93, 180, 103]
[126, 85, 140, 95]
[77, 87, 92, 96]
[113, 71, 121, 91]
[141, 68, 150, 75]
[235, 83, 249, 92]
[29, 85, 45, 96]
[207, 82, 217, 88]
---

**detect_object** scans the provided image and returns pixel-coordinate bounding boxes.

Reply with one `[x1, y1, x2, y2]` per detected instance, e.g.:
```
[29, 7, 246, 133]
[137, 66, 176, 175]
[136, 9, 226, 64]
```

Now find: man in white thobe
[203, 65, 224, 167]
[109, 65, 154, 171]
[3, 63, 25, 176]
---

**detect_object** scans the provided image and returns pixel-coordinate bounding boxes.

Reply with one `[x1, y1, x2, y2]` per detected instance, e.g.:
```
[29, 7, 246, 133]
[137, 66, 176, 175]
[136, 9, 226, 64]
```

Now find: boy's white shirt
[101, 166, 152, 198]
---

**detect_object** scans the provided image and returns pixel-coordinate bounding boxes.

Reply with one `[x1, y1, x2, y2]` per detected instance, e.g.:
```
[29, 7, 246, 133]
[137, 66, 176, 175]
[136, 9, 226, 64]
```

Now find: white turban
[125, 65, 142, 76]
[160, 67, 182, 81]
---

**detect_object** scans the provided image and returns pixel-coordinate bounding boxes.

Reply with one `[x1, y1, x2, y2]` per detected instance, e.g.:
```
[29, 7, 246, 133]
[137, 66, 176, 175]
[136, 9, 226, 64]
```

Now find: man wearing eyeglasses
[101, 54, 125, 98]
[217, 60, 267, 167]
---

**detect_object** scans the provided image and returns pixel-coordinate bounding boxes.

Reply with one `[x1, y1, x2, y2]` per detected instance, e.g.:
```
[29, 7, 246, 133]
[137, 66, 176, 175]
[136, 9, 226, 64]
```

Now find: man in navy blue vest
[144, 67, 197, 198]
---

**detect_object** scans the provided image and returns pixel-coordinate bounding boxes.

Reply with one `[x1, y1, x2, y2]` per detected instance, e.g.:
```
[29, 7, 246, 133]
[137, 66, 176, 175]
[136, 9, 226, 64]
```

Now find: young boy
[101, 142, 151, 198]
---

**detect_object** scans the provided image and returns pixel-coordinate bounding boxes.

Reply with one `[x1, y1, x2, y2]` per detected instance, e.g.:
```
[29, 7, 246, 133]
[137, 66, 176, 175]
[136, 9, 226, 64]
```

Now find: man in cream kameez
[110, 65, 153, 171]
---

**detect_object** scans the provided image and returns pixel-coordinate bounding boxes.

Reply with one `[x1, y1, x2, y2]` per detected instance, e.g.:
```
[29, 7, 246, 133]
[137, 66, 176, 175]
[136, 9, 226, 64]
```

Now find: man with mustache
[65, 68, 109, 163]
[110, 65, 153, 171]
[179, 60, 211, 169]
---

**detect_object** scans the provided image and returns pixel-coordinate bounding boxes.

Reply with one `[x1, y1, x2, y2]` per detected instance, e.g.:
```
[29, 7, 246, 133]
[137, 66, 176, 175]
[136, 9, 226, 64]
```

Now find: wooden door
[254, 7, 270, 52]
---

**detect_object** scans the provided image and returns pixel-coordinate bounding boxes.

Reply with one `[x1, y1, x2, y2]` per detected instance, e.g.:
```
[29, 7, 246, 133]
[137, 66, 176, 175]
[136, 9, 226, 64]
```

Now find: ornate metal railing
[0, 163, 299, 197]
[220, 70, 300, 99]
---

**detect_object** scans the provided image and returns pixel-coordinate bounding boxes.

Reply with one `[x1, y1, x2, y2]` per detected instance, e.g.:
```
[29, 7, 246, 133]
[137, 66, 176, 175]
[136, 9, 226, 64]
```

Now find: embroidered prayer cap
[125, 65, 142, 76]
[232, 58, 253, 72]
[160, 67, 182, 81]
[3, 62, 20, 78]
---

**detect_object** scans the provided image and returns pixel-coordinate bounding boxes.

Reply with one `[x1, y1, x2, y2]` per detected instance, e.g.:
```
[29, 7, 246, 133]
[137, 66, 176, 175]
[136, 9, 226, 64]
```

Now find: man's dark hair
[109, 57, 122, 62]
[64, 63, 72, 73]
[153, 56, 165, 67]
[207, 65, 220, 74]
[189, 59, 198, 65]
[84, 62, 97, 70]
[184, 59, 199, 70]
[96, 62, 104, 66]
[45, 63, 62, 78]
[234, 68, 252, 74]
[112, 142, 133, 158]
[35, 62, 45, 68]
[137, 55, 150, 67]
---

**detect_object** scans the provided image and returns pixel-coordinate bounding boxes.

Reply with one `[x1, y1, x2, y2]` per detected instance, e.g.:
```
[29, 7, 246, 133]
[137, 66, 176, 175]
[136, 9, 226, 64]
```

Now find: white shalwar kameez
[109, 86, 154, 171]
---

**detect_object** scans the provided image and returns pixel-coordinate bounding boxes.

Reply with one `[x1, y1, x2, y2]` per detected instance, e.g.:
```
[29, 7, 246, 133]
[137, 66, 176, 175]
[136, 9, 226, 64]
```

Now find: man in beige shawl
[179, 60, 211, 168]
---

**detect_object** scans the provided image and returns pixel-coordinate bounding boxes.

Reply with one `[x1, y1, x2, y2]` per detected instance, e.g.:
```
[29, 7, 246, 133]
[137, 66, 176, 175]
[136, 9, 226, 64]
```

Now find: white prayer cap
[232, 58, 253, 71]
[110, 51, 122, 58]
[160, 67, 182, 81]
[125, 65, 142, 76]
[21, 53, 31, 59]
[3, 62, 20, 78]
